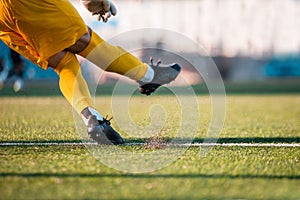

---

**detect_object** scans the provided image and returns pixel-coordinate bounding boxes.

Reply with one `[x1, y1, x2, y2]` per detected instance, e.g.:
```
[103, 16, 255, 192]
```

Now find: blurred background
[0, 0, 299, 94]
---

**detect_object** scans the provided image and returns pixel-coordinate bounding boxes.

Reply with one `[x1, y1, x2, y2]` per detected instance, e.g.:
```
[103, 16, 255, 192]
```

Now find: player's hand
[81, 0, 117, 22]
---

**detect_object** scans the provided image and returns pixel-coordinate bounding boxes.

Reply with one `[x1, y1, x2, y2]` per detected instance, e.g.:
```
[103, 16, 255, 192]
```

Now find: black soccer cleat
[138, 57, 181, 96]
[82, 108, 125, 145]
[87, 115, 125, 145]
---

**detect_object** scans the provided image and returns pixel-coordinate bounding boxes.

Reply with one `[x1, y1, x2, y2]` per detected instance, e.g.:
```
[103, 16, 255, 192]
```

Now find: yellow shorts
[0, 0, 88, 69]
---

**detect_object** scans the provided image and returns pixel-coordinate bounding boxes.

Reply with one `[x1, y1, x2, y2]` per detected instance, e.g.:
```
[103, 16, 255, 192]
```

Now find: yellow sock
[54, 52, 93, 114]
[79, 30, 148, 81]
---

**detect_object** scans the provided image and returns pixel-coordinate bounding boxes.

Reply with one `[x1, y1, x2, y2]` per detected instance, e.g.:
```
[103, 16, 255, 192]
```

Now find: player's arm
[80, 0, 117, 22]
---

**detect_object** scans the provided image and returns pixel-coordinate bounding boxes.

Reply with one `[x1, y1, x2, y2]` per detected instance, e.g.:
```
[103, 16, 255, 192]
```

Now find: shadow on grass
[192, 137, 300, 144]
[0, 172, 299, 180]
[125, 137, 300, 144]
[1, 137, 300, 146]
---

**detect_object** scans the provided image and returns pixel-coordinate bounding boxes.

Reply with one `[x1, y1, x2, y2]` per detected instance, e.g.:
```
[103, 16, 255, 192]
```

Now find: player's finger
[105, 11, 111, 18]
[102, 12, 111, 23]
[110, 2, 117, 16]
[91, 12, 102, 21]
[102, 0, 110, 12]
[98, 14, 102, 21]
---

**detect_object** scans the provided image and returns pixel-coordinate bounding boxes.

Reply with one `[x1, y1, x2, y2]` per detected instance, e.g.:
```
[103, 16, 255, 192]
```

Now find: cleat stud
[149, 56, 154, 65]
[157, 59, 161, 65]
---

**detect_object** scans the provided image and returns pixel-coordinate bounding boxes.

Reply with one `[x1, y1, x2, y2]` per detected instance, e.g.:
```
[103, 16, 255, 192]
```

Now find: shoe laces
[150, 56, 161, 67]
[98, 114, 113, 125]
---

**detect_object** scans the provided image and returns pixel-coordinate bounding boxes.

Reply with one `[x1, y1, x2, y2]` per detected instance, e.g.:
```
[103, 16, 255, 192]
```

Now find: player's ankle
[81, 107, 104, 126]
[139, 64, 154, 83]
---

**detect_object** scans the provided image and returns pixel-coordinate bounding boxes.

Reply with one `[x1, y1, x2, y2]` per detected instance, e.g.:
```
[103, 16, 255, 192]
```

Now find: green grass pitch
[0, 95, 299, 199]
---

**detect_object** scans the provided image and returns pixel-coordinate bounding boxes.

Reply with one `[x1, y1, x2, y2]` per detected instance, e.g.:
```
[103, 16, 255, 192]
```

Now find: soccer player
[0, 0, 181, 144]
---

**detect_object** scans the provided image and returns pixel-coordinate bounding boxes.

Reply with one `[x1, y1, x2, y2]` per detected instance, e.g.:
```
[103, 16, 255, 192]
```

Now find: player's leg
[78, 29, 149, 81]
[9, 50, 25, 92]
[10, 50, 25, 78]
[76, 28, 181, 95]
[51, 51, 124, 144]
[0, 57, 5, 89]
[51, 51, 92, 115]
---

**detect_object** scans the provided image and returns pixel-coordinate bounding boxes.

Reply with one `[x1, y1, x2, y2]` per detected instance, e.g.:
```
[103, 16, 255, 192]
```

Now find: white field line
[0, 142, 299, 147]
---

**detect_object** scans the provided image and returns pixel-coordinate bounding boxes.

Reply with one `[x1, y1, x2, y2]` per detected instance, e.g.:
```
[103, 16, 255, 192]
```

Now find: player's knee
[66, 27, 91, 54]
[48, 51, 67, 69]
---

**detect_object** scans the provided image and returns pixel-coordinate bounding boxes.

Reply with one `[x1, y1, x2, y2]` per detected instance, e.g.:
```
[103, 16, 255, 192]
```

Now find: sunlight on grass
[0, 95, 299, 199]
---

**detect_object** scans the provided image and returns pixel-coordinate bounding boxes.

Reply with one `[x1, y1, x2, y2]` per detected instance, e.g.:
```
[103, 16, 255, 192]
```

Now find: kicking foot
[138, 57, 181, 96]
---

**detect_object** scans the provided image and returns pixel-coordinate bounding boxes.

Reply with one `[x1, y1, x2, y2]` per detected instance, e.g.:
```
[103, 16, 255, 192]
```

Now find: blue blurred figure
[0, 43, 25, 92]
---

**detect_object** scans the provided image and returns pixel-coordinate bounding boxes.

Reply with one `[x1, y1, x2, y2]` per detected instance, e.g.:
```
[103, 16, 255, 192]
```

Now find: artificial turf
[0, 95, 299, 199]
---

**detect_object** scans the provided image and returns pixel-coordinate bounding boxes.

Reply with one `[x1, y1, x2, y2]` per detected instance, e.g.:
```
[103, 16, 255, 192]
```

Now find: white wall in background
[73, 0, 300, 57]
